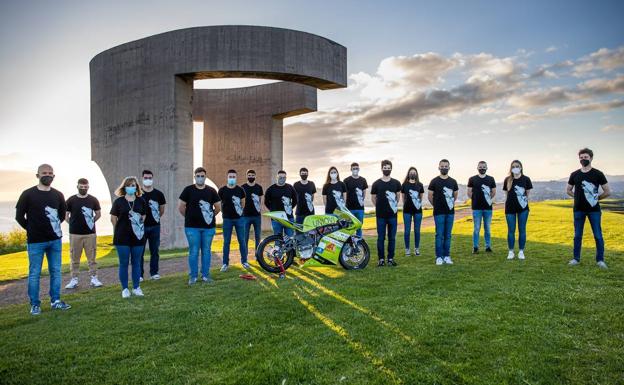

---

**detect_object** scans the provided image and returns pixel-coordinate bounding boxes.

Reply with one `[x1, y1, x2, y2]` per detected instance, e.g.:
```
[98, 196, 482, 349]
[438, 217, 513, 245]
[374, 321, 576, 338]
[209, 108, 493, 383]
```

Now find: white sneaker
[220, 264, 228, 272]
[139, 277, 144, 282]
[65, 277, 79, 289]
[597, 261, 608, 269]
[443, 256, 454, 265]
[568, 259, 580, 266]
[90, 276, 103, 287]
[507, 251, 515, 260]
[132, 287, 144, 297]
[405, 248, 411, 256]
[518, 250, 526, 260]
[121, 288, 131, 298]
[415, 248, 420, 256]
[242, 262, 251, 269]
[151, 274, 161, 280]
[435, 257, 444, 265]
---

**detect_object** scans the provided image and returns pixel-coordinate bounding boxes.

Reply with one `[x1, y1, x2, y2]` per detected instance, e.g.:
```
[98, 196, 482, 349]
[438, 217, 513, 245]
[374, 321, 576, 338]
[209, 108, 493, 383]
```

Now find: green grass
[0, 201, 622, 385]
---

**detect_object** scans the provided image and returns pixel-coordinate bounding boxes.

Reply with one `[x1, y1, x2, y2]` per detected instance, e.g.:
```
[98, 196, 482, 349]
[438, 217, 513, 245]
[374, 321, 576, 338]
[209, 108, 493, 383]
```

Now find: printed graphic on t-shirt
[45, 206, 62, 237]
[386, 191, 398, 213]
[409, 189, 422, 209]
[199, 200, 214, 224]
[232, 196, 243, 216]
[514, 185, 528, 209]
[282, 196, 293, 215]
[481, 185, 493, 206]
[356, 187, 365, 207]
[443, 187, 455, 210]
[582, 180, 599, 207]
[333, 190, 347, 210]
[129, 210, 144, 240]
[305, 192, 314, 212]
[252, 193, 261, 213]
[149, 199, 160, 223]
[81, 206, 95, 230]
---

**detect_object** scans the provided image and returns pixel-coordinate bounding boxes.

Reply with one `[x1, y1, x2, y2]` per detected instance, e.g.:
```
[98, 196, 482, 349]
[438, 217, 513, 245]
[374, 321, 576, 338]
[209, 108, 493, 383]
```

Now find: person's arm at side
[466, 187, 472, 200]
[213, 201, 222, 216]
[110, 215, 118, 227]
[599, 183, 611, 200]
[94, 210, 102, 222]
[178, 200, 187, 217]
[371, 194, 377, 206]
[59, 194, 67, 223]
[427, 191, 434, 205]
[159, 204, 166, 217]
[15, 192, 28, 229]
[491, 187, 497, 200]
[264, 187, 272, 210]
[566, 184, 574, 198]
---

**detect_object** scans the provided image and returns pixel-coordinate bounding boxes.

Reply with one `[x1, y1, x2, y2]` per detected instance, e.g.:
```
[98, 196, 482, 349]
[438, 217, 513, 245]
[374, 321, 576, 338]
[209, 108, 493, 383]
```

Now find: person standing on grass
[294, 167, 316, 224]
[428, 159, 459, 266]
[218, 169, 248, 272]
[371, 160, 402, 267]
[401, 167, 424, 257]
[566, 148, 611, 269]
[241, 169, 263, 254]
[110, 176, 146, 298]
[503, 160, 533, 261]
[344, 162, 368, 238]
[264, 170, 298, 236]
[322, 166, 347, 215]
[15, 164, 71, 315]
[140, 169, 166, 281]
[65, 178, 102, 290]
[179, 167, 221, 285]
[467, 161, 497, 254]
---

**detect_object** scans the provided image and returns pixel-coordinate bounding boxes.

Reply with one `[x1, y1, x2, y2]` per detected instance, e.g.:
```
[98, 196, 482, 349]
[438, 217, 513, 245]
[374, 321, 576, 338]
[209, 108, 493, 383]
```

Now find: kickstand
[274, 255, 286, 279]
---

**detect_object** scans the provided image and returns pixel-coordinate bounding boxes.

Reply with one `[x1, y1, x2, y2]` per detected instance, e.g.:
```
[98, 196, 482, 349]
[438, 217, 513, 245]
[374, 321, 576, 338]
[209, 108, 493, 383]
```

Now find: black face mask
[440, 169, 449, 176]
[409, 173, 417, 180]
[478, 168, 487, 175]
[247, 177, 256, 183]
[39, 175, 54, 186]
[382, 170, 391, 177]
[580, 159, 591, 167]
[78, 189, 88, 196]
[300, 174, 308, 181]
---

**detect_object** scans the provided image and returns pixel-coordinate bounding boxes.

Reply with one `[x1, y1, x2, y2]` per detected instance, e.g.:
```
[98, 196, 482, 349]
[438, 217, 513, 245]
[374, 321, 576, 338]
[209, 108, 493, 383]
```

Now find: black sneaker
[377, 259, 385, 267]
[50, 300, 71, 310]
[387, 259, 398, 267]
[473, 247, 479, 254]
[485, 247, 493, 253]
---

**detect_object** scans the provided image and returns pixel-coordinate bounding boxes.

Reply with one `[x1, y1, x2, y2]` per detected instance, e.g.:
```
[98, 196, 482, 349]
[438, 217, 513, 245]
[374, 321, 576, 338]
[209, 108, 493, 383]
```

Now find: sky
[0, 0, 623, 203]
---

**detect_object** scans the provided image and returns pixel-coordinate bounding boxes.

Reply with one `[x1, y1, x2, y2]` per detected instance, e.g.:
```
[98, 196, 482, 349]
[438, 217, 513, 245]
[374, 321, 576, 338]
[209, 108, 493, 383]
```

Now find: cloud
[505, 99, 624, 122]
[600, 124, 624, 132]
[545, 46, 558, 53]
[573, 46, 624, 76]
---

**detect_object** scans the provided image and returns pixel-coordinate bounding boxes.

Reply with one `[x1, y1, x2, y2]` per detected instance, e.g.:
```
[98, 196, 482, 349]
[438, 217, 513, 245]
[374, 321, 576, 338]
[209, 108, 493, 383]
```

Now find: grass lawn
[0, 201, 622, 385]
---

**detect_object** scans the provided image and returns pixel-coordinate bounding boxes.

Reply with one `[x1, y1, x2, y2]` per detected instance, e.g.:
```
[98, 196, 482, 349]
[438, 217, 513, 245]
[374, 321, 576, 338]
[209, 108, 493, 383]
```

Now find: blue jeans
[223, 218, 248, 265]
[434, 214, 454, 258]
[376, 216, 397, 260]
[116, 245, 144, 290]
[573, 211, 604, 262]
[351, 209, 365, 237]
[185, 227, 216, 279]
[403, 212, 422, 249]
[472, 210, 493, 248]
[295, 215, 308, 225]
[141, 225, 161, 277]
[27, 239, 62, 306]
[506, 210, 529, 250]
[271, 219, 294, 237]
[243, 215, 262, 253]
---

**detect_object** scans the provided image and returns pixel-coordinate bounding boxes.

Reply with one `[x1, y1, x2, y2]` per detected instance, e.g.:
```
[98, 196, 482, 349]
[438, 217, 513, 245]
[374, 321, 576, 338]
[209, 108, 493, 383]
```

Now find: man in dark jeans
[140, 170, 167, 280]
[566, 148, 611, 269]
[371, 160, 402, 267]
[428, 159, 459, 266]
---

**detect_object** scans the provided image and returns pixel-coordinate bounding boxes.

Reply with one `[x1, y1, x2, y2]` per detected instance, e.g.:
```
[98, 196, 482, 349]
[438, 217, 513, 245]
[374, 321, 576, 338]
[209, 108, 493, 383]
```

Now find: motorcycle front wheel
[256, 235, 296, 273]
[339, 238, 370, 270]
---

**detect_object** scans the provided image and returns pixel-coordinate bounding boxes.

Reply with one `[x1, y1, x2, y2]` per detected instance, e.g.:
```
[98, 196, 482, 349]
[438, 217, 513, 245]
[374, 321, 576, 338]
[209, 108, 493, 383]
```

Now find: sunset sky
[1, 0, 623, 203]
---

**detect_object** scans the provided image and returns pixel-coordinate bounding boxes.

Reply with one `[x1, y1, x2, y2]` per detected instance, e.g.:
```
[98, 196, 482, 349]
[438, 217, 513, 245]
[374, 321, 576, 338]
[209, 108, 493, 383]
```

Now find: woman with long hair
[401, 167, 424, 256]
[322, 166, 347, 215]
[503, 160, 533, 260]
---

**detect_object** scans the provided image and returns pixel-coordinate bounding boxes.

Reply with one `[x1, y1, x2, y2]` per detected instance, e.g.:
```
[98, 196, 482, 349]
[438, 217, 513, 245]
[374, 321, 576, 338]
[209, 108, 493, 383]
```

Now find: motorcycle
[255, 208, 370, 276]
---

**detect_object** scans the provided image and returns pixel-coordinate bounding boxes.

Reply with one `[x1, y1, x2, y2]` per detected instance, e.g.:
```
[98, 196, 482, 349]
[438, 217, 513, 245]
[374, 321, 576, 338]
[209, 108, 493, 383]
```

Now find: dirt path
[0, 206, 482, 308]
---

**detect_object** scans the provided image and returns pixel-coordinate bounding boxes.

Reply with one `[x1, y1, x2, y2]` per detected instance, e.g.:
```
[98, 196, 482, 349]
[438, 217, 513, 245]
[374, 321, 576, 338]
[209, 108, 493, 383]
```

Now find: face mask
[227, 177, 236, 186]
[195, 176, 206, 185]
[143, 178, 153, 187]
[125, 186, 137, 195]
[330, 172, 338, 181]
[440, 168, 449, 176]
[39, 175, 54, 186]
[300, 174, 308, 181]
[382, 170, 391, 177]
[247, 177, 255, 183]
[478, 168, 487, 175]
[511, 167, 521, 175]
[78, 188, 88, 196]
[580, 159, 591, 167]
[409, 173, 417, 180]
[352, 169, 359, 177]
[277, 176, 286, 185]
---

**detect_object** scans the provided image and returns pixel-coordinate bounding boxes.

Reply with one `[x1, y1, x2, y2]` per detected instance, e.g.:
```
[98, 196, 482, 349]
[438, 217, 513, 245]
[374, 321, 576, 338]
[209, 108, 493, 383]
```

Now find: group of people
[15, 147, 611, 315]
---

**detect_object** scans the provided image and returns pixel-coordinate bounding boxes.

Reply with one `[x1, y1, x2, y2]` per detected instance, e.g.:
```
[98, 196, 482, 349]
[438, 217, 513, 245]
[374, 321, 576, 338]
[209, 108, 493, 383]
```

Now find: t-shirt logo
[149, 199, 160, 223]
[443, 187, 455, 210]
[232, 195, 243, 216]
[45, 206, 62, 237]
[385, 191, 398, 213]
[481, 185, 493, 206]
[129, 210, 144, 239]
[514, 185, 528, 209]
[356, 187, 365, 207]
[409, 189, 421, 209]
[581, 180, 599, 207]
[81, 206, 95, 230]
[333, 190, 347, 211]
[282, 196, 293, 215]
[252, 193, 261, 213]
[305, 192, 314, 212]
[199, 200, 214, 224]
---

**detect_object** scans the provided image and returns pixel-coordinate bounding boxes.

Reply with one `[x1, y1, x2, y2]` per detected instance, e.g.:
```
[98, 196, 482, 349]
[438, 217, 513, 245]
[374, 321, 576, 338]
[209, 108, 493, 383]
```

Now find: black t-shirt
[344, 176, 369, 210]
[241, 183, 263, 217]
[66, 194, 101, 235]
[110, 196, 146, 246]
[264, 184, 297, 217]
[568, 168, 608, 212]
[503, 175, 533, 214]
[218, 186, 246, 219]
[322, 181, 347, 214]
[142, 188, 167, 226]
[467, 175, 497, 210]
[15, 186, 66, 243]
[428, 176, 459, 215]
[294, 181, 317, 216]
[371, 178, 402, 218]
[401, 181, 425, 214]
[179, 185, 221, 228]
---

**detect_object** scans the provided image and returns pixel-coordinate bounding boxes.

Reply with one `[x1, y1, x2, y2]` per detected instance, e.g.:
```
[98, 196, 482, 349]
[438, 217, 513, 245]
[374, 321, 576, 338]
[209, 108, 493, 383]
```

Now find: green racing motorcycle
[256, 208, 370, 275]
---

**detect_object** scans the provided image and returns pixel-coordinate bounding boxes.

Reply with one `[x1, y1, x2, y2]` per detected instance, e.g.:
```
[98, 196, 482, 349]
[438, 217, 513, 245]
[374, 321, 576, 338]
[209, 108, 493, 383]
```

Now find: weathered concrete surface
[90, 26, 347, 248]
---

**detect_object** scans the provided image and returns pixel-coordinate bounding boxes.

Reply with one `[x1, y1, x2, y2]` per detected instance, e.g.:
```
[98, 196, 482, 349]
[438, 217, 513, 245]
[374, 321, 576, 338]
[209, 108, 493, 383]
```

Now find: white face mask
[143, 179, 153, 187]
[511, 167, 521, 175]
[330, 172, 338, 181]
